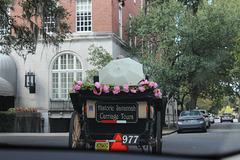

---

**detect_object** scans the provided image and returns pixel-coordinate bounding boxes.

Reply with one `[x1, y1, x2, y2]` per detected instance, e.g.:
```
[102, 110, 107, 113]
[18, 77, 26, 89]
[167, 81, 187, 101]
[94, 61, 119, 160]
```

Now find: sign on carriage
[96, 103, 138, 123]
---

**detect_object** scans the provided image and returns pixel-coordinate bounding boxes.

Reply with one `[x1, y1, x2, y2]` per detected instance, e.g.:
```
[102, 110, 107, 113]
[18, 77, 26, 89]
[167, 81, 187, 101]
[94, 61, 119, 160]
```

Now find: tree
[127, 0, 186, 126]
[127, 0, 240, 111]
[85, 44, 113, 83]
[178, 0, 202, 15]
[0, 0, 70, 59]
[231, 33, 240, 94]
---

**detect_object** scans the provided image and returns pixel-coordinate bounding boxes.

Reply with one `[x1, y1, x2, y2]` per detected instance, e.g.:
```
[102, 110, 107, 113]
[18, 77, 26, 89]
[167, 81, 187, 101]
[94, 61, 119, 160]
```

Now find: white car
[208, 113, 215, 123]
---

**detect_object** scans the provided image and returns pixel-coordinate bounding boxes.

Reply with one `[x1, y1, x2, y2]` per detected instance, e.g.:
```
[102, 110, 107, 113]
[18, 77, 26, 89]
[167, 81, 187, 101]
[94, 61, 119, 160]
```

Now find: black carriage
[69, 89, 163, 153]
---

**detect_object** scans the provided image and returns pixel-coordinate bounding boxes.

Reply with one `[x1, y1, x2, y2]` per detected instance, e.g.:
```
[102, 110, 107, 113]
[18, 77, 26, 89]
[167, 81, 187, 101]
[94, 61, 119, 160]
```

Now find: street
[1, 120, 240, 156]
[163, 119, 240, 156]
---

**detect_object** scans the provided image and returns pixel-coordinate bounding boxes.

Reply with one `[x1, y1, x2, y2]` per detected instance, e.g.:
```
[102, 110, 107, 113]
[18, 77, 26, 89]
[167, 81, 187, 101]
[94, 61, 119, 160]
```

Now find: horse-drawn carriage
[68, 58, 163, 153]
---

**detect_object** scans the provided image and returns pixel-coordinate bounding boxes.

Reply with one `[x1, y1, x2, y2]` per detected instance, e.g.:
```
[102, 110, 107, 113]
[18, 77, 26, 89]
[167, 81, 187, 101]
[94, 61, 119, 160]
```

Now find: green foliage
[230, 33, 240, 96]
[178, 0, 202, 15]
[127, 0, 240, 110]
[196, 98, 212, 110]
[0, 111, 16, 132]
[85, 44, 113, 83]
[218, 106, 234, 115]
[0, 0, 71, 59]
[126, 0, 184, 88]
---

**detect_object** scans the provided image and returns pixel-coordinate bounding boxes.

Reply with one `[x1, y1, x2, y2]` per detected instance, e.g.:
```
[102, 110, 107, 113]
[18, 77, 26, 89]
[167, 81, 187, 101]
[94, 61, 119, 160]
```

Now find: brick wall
[92, 0, 113, 32]
[112, 0, 142, 43]
[10, 0, 143, 43]
[59, 0, 76, 33]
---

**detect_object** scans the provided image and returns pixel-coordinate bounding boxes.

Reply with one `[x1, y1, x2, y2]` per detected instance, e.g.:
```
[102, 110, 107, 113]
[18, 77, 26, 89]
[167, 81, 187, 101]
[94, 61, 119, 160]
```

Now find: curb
[162, 130, 177, 136]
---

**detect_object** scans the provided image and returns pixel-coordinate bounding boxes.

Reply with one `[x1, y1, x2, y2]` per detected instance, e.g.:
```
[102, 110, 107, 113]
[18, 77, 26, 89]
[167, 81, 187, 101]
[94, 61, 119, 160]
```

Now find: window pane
[68, 54, 74, 69]
[68, 72, 74, 91]
[43, 15, 56, 33]
[53, 58, 58, 70]
[61, 55, 66, 69]
[76, 0, 92, 32]
[52, 73, 58, 98]
[52, 54, 83, 100]
[76, 72, 82, 81]
[61, 72, 67, 99]
[76, 59, 82, 69]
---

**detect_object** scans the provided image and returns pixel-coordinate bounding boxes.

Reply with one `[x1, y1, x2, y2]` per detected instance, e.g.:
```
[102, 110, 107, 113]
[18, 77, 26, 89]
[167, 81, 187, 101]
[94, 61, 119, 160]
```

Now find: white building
[0, 0, 143, 132]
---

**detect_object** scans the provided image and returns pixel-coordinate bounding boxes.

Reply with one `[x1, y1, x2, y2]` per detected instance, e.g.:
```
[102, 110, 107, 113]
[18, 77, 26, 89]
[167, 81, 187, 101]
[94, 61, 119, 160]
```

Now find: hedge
[0, 112, 16, 132]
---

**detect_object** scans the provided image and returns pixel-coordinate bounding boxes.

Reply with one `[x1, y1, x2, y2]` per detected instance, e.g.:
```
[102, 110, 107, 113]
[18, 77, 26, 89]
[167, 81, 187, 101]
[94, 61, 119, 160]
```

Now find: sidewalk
[162, 126, 177, 136]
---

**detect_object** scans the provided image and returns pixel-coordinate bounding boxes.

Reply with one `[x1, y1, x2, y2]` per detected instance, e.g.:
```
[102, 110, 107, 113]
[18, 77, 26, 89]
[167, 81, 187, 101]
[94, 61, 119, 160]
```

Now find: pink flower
[158, 92, 162, 98]
[149, 81, 155, 88]
[139, 86, 145, 92]
[131, 89, 137, 93]
[95, 82, 101, 88]
[113, 86, 120, 94]
[139, 81, 145, 85]
[103, 85, 110, 93]
[153, 82, 158, 89]
[144, 80, 148, 84]
[75, 85, 81, 90]
[77, 81, 83, 86]
[139, 79, 149, 85]
[93, 86, 103, 95]
[122, 84, 129, 93]
[72, 86, 77, 93]
[154, 89, 162, 98]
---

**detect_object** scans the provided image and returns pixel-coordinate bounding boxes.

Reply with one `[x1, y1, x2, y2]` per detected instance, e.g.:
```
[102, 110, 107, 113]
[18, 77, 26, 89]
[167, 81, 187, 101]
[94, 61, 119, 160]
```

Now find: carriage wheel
[69, 111, 81, 148]
[152, 111, 162, 154]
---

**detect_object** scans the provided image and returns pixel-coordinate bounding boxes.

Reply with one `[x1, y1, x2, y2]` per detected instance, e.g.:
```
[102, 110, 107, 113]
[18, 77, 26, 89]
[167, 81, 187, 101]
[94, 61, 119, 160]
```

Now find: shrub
[7, 107, 37, 113]
[0, 112, 16, 132]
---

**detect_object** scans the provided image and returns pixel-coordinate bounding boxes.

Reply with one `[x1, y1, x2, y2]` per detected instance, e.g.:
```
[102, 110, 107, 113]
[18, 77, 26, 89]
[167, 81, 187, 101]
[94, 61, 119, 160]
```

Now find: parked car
[220, 113, 234, 123]
[177, 110, 207, 133]
[208, 113, 215, 123]
[195, 109, 211, 128]
[215, 115, 220, 119]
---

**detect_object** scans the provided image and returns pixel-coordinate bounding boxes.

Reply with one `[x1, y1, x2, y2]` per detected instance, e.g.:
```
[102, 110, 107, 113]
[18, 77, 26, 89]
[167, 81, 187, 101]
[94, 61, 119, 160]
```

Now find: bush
[0, 112, 16, 132]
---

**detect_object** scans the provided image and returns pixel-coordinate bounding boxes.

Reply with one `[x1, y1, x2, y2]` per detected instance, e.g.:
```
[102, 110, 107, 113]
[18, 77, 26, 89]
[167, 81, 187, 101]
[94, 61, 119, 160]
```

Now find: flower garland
[72, 80, 162, 99]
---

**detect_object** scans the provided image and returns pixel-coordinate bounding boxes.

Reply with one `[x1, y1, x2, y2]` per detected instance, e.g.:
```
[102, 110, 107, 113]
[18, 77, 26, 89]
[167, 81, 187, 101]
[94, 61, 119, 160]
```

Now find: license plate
[122, 134, 140, 145]
[95, 142, 109, 151]
[188, 120, 196, 122]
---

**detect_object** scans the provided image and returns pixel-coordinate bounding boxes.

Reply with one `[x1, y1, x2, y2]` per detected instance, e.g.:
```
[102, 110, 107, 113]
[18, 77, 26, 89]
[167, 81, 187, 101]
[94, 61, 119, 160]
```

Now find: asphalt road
[1, 119, 240, 157]
[162, 119, 240, 156]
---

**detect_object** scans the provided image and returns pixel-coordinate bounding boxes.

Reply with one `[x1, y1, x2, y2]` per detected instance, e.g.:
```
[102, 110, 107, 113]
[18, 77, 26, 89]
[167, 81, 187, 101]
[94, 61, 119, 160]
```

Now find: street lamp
[25, 72, 36, 94]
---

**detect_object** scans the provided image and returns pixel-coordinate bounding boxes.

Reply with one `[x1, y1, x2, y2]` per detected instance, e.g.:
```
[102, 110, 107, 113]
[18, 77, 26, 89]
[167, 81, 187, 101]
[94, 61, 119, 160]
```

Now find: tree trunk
[190, 92, 198, 110]
[180, 92, 188, 111]
[162, 97, 167, 127]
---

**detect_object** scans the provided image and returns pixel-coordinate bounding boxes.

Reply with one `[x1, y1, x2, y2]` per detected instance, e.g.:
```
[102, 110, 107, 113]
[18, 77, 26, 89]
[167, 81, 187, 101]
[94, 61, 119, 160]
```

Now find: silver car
[177, 110, 207, 133]
[196, 109, 211, 128]
[220, 113, 234, 123]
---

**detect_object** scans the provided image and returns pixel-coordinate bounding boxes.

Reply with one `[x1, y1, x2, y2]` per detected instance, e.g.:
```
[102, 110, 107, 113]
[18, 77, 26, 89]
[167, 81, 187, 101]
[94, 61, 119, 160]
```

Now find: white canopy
[0, 54, 17, 96]
[99, 58, 144, 86]
[0, 77, 15, 96]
